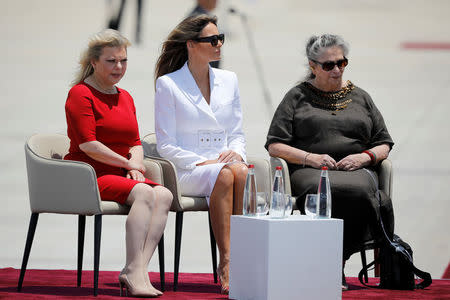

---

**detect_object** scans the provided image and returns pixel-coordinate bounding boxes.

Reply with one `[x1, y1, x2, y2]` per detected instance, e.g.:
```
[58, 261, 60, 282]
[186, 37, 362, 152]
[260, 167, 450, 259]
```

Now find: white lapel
[177, 62, 216, 120]
[209, 65, 223, 113]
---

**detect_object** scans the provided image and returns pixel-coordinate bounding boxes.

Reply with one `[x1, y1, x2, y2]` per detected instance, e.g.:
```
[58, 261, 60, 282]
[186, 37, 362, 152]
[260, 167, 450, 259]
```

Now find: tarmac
[1, 0, 449, 281]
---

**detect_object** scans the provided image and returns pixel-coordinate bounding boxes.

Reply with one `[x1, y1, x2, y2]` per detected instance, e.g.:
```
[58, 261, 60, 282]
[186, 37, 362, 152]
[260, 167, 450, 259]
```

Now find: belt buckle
[211, 130, 225, 147]
[198, 130, 211, 148]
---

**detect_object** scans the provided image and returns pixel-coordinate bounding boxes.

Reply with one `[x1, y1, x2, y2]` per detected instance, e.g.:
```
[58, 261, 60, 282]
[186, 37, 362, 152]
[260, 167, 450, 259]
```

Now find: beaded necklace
[304, 80, 354, 113]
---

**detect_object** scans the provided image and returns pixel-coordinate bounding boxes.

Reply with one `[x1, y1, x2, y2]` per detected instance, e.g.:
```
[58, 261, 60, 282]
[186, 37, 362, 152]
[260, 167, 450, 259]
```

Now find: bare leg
[209, 167, 234, 291]
[141, 186, 173, 294]
[121, 183, 158, 296]
[228, 163, 248, 215]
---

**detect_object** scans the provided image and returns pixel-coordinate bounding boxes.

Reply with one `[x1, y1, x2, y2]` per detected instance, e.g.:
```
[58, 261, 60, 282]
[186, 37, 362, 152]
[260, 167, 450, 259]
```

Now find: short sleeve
[65, 87, 97, 144]
[365, 93, 394, 149]
[264, 88, 298, 150]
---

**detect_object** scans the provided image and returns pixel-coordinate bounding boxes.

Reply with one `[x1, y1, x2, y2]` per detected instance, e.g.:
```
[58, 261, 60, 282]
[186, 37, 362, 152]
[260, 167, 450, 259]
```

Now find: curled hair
[72, 29, 131, 86]
[305, 34, 349, 79]
[154, 14, 217, 87]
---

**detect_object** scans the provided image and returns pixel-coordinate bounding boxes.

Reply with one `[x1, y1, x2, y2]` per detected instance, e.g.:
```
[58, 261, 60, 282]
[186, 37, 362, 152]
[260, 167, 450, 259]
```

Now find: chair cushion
[177, 196, 209, 212]
[100, 201, 130, 215]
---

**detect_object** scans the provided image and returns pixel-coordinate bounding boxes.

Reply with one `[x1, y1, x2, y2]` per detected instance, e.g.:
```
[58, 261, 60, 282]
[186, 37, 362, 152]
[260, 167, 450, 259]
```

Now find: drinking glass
[256, 192, 269, 217]
[304, 194, 317, 217]
[284, 194, 293, 217]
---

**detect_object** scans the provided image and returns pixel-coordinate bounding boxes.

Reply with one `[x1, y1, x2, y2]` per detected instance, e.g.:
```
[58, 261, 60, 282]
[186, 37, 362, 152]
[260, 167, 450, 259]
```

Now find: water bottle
[270, 166, 285, 218]
[243, 164, 257, 216]
[316, 166, 332, 218]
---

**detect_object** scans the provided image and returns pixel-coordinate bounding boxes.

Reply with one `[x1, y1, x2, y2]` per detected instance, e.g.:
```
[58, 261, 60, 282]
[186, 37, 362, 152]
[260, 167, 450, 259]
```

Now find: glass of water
[304, 194, 317, 217]
[256, 192, 269, 217]
[284, 194, 293, 217]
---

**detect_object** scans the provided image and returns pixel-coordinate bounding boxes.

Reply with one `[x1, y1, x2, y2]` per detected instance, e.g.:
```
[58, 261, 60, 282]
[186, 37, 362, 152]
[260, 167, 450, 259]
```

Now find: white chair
[270, 156, 393, 280]
[18, 133, 166, 296]
[141, 133, 272, 291]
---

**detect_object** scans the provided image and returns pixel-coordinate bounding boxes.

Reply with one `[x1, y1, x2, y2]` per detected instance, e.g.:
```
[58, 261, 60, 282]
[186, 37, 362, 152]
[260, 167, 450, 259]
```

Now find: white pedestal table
[229, 215, 343, 300]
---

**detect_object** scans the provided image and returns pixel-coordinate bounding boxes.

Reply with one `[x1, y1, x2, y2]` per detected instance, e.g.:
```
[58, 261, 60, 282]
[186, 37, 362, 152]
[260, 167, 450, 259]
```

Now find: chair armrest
[269, 156, 292, 195]
[378, 159, 393, 199]
[142, 158, 164, 185]
[143, 155, 183, 211]
[25, 145, 102, 215]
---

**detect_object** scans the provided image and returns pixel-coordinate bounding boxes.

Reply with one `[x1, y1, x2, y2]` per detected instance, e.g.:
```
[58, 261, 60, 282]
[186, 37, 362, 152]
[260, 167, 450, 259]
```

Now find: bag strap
[359, 168, 432, 289]
[411, 264, 432, 289]
[358, 259, 382, 288]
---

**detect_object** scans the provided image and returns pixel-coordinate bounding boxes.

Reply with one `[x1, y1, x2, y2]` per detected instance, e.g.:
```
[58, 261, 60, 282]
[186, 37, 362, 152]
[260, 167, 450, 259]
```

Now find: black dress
[265, 81, 395, 260]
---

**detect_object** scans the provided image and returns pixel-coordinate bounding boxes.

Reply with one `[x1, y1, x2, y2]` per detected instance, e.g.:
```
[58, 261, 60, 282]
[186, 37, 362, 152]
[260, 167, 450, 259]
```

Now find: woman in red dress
[65, 29, 172, 298]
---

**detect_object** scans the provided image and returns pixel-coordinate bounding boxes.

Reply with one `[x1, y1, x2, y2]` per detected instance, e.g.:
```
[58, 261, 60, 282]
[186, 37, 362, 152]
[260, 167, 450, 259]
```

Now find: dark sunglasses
[312, 57, 348, 71]
[193, 34, 225, 46]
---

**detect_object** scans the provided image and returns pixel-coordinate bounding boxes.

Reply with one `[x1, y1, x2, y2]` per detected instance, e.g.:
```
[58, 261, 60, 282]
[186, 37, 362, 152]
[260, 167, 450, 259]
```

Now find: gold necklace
[304, 81, 354, 113]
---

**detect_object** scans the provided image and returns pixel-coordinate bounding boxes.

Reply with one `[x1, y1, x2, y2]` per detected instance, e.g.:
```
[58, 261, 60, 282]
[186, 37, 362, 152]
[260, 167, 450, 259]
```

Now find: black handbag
[357, 169, 432, 290]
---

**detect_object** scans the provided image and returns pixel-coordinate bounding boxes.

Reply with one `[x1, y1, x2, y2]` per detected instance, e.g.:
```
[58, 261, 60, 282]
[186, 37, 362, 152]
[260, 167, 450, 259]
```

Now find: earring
[310, 66, 314, 71]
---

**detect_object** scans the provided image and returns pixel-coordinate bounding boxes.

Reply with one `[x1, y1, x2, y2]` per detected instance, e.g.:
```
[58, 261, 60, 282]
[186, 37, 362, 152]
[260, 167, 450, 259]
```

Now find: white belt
[178, 130, 227, 149]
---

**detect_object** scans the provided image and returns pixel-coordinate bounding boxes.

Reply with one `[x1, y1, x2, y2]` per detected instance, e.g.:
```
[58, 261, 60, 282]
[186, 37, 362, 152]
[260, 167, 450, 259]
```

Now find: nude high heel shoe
[118, 273, 159, 298]
[217, 267, 229, 295]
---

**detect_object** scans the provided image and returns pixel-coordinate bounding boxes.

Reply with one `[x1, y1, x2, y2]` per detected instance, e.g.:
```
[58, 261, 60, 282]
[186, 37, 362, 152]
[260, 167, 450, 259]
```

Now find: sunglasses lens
[320, 58, 348, 71]
[322, 62, 335, 71]
[337, 59, 348, 68]
[211, 37, 218, 46]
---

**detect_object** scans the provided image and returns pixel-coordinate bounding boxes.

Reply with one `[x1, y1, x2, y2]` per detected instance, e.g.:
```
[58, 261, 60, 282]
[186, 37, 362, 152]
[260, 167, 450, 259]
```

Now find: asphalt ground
[1, 0, 449, 280]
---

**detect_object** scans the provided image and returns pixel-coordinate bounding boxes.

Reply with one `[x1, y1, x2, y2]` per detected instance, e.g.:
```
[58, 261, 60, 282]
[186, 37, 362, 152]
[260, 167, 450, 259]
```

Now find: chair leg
[93, 215, 102, 296]
[374, 248, 380, 277]
[208, 211, 218, 283]
[17, 213, 39, 292]
[173, 211, 184, 291]
[360, 250, 369, 283]
[158, 233, 165, 292]
[77, 215, 86, 287]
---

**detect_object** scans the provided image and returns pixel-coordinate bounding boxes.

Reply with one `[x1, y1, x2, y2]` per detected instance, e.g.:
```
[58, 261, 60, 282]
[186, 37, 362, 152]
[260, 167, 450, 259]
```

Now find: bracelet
[303, 152, 311, 167]
[363, 150, 377, 165]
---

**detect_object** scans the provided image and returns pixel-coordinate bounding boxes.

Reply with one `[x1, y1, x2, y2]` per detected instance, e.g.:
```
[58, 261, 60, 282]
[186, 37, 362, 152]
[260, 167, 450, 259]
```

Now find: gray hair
[305, 34, 349, 79]
[72, 29, 131, 86]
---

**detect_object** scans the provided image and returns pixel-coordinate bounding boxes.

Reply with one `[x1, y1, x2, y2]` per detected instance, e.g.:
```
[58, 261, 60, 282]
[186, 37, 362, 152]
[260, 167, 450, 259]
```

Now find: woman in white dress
[154, 15, 247, 294]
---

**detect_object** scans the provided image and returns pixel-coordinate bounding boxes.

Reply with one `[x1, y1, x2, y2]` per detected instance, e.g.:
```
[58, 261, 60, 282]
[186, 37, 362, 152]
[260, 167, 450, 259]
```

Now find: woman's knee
[154, 186, 173, 209]
[128, 183, 156, 208]
[216, 167, 234, 188]
[231, 163, 248, 183]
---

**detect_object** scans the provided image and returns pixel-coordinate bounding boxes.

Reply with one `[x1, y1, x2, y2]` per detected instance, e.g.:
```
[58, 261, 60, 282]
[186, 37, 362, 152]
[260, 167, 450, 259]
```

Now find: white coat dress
[155, 62, 246, 203]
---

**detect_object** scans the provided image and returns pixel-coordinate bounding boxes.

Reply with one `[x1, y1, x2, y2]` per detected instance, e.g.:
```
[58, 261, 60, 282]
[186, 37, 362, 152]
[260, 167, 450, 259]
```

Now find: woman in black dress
[265, 34, 394, 289]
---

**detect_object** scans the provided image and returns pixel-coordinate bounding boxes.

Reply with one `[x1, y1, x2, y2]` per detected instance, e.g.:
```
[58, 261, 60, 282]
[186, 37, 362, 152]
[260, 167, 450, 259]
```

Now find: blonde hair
[72, 29, 131, 86]
[154, 14, 217, 87]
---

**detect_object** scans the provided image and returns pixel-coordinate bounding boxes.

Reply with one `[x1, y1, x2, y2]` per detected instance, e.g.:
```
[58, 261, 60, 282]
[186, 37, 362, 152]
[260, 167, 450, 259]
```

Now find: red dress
[64, 82, 158, 204]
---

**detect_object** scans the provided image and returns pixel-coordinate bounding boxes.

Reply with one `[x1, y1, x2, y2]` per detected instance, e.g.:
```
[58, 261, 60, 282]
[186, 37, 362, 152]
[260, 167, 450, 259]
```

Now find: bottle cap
[248, 164, 254, 168]
[276, 166, 282, 170]
[321, 166, 328, 170]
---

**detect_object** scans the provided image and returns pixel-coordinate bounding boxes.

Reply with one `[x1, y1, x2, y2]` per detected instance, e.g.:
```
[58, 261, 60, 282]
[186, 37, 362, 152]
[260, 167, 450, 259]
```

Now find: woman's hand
[126, 159, 146, 174]
[308, 154, 337, 169]
[126, 169, 146, 182]
[217, 150, 243, 163]
[336, 153, 371, 171]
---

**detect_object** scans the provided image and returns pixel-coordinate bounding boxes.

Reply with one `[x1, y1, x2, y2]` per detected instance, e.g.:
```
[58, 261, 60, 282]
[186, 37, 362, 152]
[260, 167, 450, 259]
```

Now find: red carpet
[1, 268, 449, 299]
